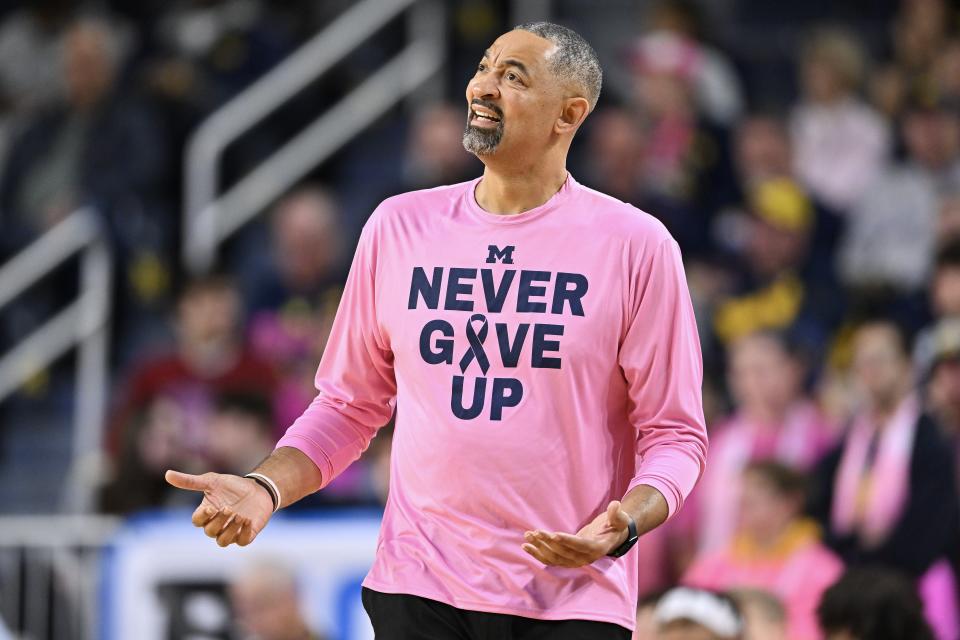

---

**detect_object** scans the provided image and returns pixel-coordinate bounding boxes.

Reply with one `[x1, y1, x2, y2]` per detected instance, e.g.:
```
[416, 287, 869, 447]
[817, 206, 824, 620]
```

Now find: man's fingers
[522, 543, 555, 565]
[522, 535, 578, 567]
[549, 531, 600, 554]
[166, 470, 212, 492]
[529, 533, 590, 565]
[203, 511, 232, 538]
[216, 519, 244, 547]
[237, 522, 259, 547]
[606, 500, 630, 529]
[191, 503, 218, 528]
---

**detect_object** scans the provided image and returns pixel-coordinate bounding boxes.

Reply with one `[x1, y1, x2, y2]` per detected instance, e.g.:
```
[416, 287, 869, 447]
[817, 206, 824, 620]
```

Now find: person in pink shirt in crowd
[165, 21, 707, 640]
[685, 461, 843, 640]
[696, 331, 835, 553]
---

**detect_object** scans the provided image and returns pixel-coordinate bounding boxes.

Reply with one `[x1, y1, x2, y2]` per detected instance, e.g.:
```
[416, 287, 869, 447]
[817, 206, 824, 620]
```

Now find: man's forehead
[483, 30, 556, 67]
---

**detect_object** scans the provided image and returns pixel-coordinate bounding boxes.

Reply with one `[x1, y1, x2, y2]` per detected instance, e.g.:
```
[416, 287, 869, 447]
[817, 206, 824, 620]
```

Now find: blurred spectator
[654, 587, 743, 640]
[726, 589, 787, 640]
[809, 318, 960, 638]
[102, 272, 277, 513]
[229, 560, 327, 640]
[400, 102, 479, 190]
[937, 192, 960, 243]
[914, 242, 960, 373]
[712, 178, 843, 350]
[686, 462, 843, 640]
[838, 95, 960, 293]
[245, 186, 345, 315]
[626, 30, 734, 256]
[790, 28, 890, 214]
[923, 318, 960, 475]
[583, 108, 646, 204]
[0, 15, 163, 251]
[932, 39, 960, 102]
[208, 392, 275, 476]
[817, 567, 935, 640]
[726, 113, 844, 262]
[0, 0, 73, 115]
[148, 0, 294, 111]
[890, 0, 950, 75]
[697, 331, 835, 552]
[632, 591, 663, 640]
[581, 107, 703, 250]
[644, 0, 745, 126]
[731, 115, 793, 188]
[243, 186, 345, 432]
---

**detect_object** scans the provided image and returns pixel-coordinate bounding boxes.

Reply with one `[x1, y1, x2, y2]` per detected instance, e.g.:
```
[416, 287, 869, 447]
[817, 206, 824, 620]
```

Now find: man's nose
[470, 74, 500, 101]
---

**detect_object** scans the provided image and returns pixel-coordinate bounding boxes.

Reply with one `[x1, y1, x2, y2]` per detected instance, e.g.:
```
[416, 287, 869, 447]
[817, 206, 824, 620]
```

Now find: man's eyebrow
[479, 50, 530, 76]
[502, 58, 530, 76]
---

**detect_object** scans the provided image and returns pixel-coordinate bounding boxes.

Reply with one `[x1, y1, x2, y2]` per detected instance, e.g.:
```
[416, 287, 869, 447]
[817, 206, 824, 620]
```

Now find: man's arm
[522, 238, 706, 567]
[167, 211, 396, 547]
[249, 446, 324, 509]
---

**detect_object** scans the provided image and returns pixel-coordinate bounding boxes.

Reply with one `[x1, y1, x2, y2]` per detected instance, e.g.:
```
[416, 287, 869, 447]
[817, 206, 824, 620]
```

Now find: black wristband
[606, 516, 639, 558]
[245, 474, 279, 512]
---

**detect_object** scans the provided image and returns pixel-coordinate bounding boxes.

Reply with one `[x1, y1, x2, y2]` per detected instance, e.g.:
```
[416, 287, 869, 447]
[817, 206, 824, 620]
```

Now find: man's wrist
[244, 473, 281, 512]
[606, 516, 639, 558]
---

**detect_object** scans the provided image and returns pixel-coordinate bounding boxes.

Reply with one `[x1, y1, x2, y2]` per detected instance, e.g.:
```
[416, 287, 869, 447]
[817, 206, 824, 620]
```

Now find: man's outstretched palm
[522, 500, 631, 568]
[165, 470, 274, 547]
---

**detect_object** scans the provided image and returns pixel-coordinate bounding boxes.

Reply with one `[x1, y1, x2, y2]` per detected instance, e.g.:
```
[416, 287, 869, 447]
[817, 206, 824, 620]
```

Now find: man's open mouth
[470, 106, 502, 124]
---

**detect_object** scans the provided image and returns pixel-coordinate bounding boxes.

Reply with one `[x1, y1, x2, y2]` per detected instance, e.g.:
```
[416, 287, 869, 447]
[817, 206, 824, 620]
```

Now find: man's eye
[507, 72, 521, 82]
[477, 63, 486, 71]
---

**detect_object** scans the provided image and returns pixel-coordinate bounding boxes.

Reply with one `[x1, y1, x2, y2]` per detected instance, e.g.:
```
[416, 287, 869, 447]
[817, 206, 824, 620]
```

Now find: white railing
[0, 515, 120, 640]
[183, 0, 445, 274]
[0, 210, 112, 514]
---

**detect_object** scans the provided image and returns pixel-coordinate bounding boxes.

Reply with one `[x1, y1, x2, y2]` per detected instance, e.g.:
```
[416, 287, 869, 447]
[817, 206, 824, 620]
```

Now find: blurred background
[0, 0, 959, 638]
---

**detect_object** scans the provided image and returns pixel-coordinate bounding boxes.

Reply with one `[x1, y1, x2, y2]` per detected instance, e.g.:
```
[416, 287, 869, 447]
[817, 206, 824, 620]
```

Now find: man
[167, 22, 707, 638]
[229, 560, 327, 640]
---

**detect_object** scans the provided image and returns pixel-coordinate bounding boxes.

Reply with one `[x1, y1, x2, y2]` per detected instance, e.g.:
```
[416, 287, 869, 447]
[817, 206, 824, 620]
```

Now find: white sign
[103, 509, 383, 639]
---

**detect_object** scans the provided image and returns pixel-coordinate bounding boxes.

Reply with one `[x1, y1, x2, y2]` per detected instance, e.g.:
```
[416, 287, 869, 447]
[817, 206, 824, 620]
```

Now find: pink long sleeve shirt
[276, 174, 708, 630]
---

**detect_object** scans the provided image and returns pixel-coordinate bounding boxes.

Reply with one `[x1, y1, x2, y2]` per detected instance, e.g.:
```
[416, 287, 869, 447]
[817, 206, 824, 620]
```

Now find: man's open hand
[165, 470, 274, 548]
[521, 500, 632, 568]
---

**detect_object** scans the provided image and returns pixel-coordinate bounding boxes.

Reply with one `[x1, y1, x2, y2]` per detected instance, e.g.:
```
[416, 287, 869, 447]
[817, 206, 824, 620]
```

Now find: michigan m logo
[485, 245, 515, 264]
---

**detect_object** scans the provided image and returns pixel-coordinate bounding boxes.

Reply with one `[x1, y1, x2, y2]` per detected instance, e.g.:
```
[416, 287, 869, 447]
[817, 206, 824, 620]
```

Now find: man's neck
[474, 161, 569, 215]
[870, 387, 911, 424]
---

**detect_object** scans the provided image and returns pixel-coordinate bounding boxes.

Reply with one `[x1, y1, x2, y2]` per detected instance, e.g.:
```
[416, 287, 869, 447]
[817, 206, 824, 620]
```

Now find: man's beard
[462, 113, 504, 155]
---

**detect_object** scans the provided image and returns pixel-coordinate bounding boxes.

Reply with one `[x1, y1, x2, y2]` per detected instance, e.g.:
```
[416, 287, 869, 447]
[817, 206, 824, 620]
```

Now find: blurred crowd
[3, 0, 960, 638]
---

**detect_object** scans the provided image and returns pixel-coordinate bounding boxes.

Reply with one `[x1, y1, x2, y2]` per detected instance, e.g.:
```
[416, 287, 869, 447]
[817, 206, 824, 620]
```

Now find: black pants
[361, 587, 632, 640]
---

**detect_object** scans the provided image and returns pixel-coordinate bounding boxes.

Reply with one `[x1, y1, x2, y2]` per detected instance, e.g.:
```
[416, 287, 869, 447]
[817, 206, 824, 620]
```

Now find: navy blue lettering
[490, 378, 523, 420]
[486, 245, 515, 264]
[481, 269, 515, 313]
[496, 323, 529, 367]
[451, 376, 486, 419]
[408, 267, 442, 310]
[445, 268, 477, 311]
[517, 270, 550, 313]
[531, 324, 564, 369]
[551, 272, 588, 316]
[419, 320, 454, 365]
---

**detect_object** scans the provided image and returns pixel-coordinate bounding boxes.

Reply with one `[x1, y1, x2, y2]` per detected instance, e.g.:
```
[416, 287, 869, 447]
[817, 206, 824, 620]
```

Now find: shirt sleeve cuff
[626, 475, 684, 521]
[275, 433, 335, 490]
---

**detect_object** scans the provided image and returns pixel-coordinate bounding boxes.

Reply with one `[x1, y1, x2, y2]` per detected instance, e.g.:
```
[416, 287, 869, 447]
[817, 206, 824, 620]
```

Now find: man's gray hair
[514, 21, 602, 110]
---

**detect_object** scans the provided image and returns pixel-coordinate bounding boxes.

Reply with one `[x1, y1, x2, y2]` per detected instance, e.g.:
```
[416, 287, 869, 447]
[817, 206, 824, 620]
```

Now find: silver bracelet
[244, 472, 281, 513]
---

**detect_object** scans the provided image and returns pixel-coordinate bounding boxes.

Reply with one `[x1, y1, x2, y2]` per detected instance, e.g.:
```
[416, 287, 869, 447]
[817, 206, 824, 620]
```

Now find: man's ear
[555, 96, 591, 135]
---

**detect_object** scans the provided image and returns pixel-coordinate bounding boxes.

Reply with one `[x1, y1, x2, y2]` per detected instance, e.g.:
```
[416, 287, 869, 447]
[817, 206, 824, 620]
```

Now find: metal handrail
[0, 209, 112, 514]
[184, 0, 445, 273]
